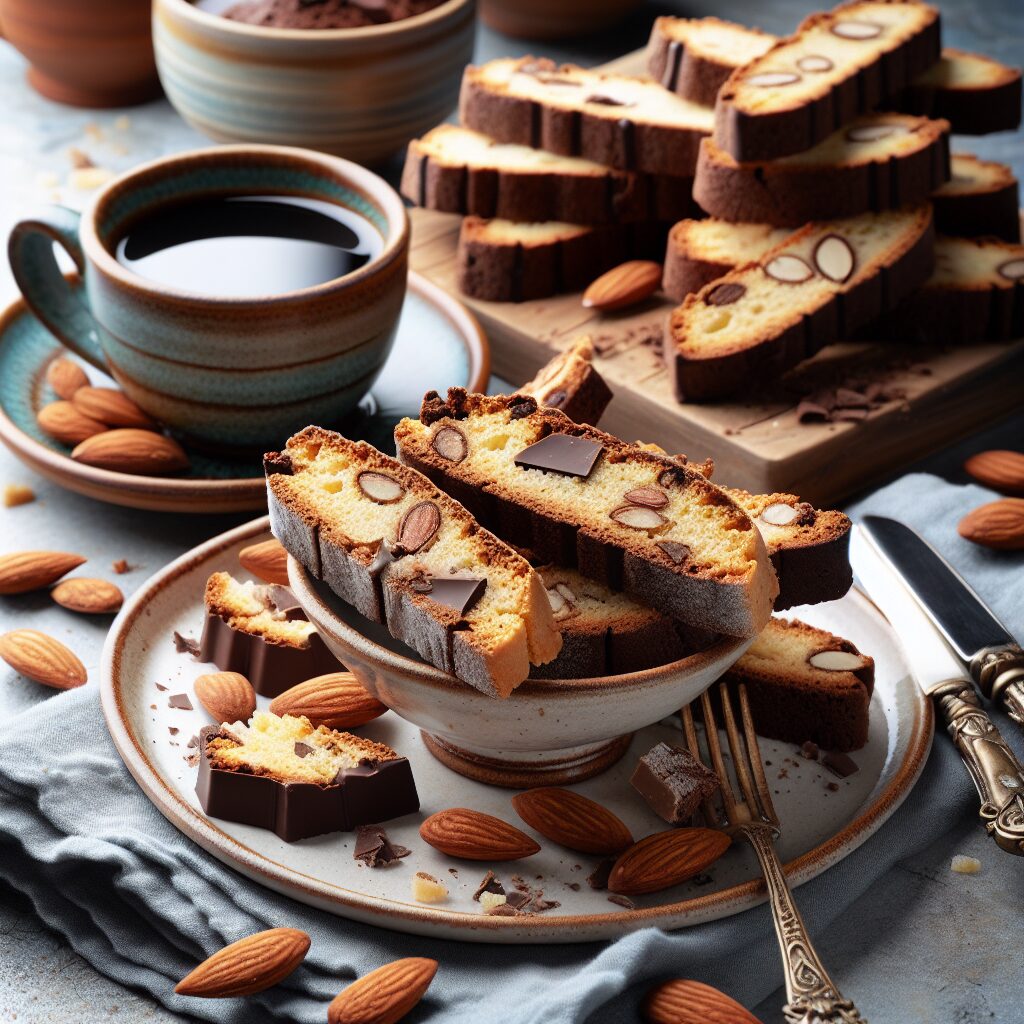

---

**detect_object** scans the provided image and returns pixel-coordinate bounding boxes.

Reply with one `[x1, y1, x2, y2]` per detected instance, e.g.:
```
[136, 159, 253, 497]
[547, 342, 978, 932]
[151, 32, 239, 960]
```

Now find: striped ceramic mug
[8, 145, 409, 449]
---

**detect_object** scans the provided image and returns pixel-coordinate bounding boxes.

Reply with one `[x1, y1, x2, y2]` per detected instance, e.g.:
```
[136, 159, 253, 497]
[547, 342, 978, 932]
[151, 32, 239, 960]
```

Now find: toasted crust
[517, 337, 613, 426]
[932, 154, 1020, 243]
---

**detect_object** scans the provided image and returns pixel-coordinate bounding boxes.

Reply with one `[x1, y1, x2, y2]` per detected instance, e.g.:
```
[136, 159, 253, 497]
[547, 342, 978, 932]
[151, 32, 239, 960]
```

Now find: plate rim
[100, 516, 935, 942]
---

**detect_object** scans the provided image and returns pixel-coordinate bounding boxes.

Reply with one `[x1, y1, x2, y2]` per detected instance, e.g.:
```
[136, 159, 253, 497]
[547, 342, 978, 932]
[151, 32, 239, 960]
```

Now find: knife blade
[852, 525, 1024, 856]
[859, 515, 1024, 726]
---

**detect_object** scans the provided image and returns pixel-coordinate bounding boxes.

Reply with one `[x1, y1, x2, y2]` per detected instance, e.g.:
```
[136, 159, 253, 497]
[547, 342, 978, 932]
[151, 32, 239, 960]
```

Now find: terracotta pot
[479, 0, 640, 40]
[0, 0, 160, 107]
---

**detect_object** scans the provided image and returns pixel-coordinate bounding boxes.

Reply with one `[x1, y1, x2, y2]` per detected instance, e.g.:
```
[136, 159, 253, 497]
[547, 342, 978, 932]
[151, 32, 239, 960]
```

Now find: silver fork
[681, 682, 866, 1024]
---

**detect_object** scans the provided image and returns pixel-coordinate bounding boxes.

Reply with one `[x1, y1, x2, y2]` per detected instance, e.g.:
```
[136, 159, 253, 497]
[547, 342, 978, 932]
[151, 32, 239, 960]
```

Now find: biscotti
[395, 390, 779, 637]
[402, 125, 697, 225]
[518, 337, 612, 426]
[667, 205, 935, 401]
[932, 154, 1020, 243]
[714, 0, 942, 162]
[265, 427, 562, 698]
[645, 16, 775, 107]
[459, 57, 715, 176]
[722, 617, 874, 752]
[693, 113, 950, 226]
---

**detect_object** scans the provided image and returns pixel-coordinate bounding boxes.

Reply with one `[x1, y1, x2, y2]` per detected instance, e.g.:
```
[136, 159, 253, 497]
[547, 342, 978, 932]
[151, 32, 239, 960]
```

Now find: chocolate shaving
[353, 824, 411, 867]
[473, 870, 505, 901]
[172, 632, 200, 657]
[587, 858, 615, 890]
[168, 693, 193, 711]
[294, 742, 314, 758]
[155, 683, 168, 692]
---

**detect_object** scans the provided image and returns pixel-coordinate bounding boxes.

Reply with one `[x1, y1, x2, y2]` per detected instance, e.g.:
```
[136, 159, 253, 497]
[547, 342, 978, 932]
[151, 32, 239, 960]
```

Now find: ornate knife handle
[933, 679, 1024, 856]
[740, 823, 866, 1023]
[972, 643, 1024, 729]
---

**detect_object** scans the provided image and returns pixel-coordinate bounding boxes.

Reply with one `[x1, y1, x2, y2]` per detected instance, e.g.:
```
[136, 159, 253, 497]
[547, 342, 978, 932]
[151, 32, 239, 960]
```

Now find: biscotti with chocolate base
[402, 125, 697, 225]
[265, 427, 562, 698]
[713, 0, 941, 162]
[667, 205, 935, 401]
[518, 337, 612, 426]
[459, 57, 715, 176]
[694, 113, 950, 227]
[722, 617, 874, 752]
[932, 154, 1020, 243]
[394, 390, 779, 637]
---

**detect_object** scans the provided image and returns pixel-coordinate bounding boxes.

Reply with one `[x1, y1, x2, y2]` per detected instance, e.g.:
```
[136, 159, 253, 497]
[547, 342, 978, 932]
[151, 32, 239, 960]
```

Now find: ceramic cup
[8, 145, 409, 450]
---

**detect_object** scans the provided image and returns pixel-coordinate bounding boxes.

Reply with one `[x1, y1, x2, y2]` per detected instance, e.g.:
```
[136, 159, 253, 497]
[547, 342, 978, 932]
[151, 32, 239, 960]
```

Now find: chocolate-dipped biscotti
[395, 390, 779, 637]
[265, 427, 562, 698]
[932, 154, 1020, 243]
[518, 337, 612, 427]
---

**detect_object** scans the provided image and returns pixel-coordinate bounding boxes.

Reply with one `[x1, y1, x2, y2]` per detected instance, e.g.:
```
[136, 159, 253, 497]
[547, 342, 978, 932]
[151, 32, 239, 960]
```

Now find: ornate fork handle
[740, 823, 866, 1024]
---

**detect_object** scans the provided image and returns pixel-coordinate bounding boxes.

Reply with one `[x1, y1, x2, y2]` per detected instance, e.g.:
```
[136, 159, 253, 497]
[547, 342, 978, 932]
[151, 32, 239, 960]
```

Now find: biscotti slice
[518, 337, 612, 426]
[714, 0, 941, 162]
[646, 16, 776, 107]
[694, 112, 950, 226]
[402, 124, 697, 225]
[932, 154, 1020, 243]
[667, 205, 935, 401]
[459, 57, 715, 176]
[896, 48, 1023, 135]
[395, 390, 779, 637]
[457, 217, 667, 302]
[265, 427, 562, 698]
[722, 617, 874, 752]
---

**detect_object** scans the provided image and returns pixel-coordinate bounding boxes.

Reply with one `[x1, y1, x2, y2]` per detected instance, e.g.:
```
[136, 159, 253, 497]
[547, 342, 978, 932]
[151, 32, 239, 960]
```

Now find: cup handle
[8, 206, 110, 372]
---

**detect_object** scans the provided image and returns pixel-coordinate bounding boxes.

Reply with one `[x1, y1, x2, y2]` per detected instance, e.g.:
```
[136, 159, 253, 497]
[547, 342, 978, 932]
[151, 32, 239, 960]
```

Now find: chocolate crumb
[566, 882, 581, 892]
[800, 741, 819, 761]
[587, 858, 615, 891]
[826, 781, 840, 792]
[168, 694, 193, 711]
[353, 824, 410, 867]
[448, 868, 458, 877]
[172, 632, 200, 657]
[607, 894, 635, 910]
[112, 559, 130, 574]
[155, 683, 168, 692]
[168, 727, 179, 737]
[691, 873, 714, 887]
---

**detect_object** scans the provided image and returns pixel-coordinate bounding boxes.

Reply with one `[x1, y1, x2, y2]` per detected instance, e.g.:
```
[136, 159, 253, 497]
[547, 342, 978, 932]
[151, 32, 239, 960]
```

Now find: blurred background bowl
[152, 0, 476, 166]
[479, 0, 640, 41]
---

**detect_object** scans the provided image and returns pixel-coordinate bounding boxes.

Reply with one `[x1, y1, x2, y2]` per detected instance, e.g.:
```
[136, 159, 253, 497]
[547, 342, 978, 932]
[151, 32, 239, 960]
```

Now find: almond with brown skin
[46, 357, 89, 400]
[327, 957, 437, 1024]
[623, 486, 669, 509]
[582, 260, 661, 311]
[71, 386, 156, 429]
[194, 672, 257, 724]
[72, 429, 190, 475]
[643, 979, 763, 1024]
[0, 629, 87, 689]
[51, 577, 123, 614]
[608, 828, 730, 895]
[964, 450, 1024, 496]
[511, 787, 633, 855]
[238, 539, 290, 585]
[269, 672, 387, 729]
[0, 550, 86, 594]
[431, 425, 468, 464]
[419, 808, 540, 861]
[37, 401, 108, 445]
[958, 499, 1024, 550]
[394, 500, 440, 555]
[174, 927, 310, 998]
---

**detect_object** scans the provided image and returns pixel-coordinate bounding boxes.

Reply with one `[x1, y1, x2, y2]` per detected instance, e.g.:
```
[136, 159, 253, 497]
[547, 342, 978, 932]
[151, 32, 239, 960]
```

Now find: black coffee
[115, 195, 380, 297]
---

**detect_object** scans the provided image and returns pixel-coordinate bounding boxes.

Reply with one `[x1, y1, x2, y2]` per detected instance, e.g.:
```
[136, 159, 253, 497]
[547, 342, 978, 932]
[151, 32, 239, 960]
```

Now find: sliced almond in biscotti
[460, 57, 715, 175]
[518, 337, 612, 426]
[45, 357, 89, 400]
[667, 205, 935, 401]
[269, 672, 388, 729]
[71, 386, 156, 429]
[714, 0, 942, 161]
[37, 400, 108, 446]
[932, 153, 1020, 243]
[0, 550, 86, 594]
[71, 429, 190, 475]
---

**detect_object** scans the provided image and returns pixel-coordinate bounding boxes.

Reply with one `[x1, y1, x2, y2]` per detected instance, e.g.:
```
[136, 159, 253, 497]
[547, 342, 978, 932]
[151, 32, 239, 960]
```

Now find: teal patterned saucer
[0, 272, 489, 513]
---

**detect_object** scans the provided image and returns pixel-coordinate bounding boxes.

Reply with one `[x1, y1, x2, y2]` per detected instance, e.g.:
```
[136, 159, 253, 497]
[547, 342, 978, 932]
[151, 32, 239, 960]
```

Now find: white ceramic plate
[101, 518, 933, 943]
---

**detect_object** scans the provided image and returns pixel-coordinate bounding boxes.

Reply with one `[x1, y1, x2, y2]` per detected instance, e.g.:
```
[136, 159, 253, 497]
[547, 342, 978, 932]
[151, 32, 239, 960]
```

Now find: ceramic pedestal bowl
[288, 556, 752, 788]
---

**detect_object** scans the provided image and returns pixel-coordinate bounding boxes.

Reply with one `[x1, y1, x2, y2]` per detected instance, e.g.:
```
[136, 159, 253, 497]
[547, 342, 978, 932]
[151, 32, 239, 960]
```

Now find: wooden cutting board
[408, 51, 1024, 505]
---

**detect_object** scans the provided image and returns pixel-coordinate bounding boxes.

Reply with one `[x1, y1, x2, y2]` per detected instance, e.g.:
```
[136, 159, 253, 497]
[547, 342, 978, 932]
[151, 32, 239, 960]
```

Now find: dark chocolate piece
[425, 575, 487, 615]
[630, 741, 719, 824]
[657, 540, 691, 565]
[168, 693, 194, 711]
[586, 858, 615, 890]
[294, 742, 314, 758]
[505, 890, 531, 910]
[173, 632, 200, 657]
[353, 824, 412, 867]
[822, 751, 859, 778]
[155, 682, 168, 692]
[473, 870, 505, 902]
[514, 433, 603, 479]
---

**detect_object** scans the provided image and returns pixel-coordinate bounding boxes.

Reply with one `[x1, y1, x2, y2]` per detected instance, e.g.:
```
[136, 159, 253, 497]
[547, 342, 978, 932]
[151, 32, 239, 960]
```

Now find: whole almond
[644, 979, 763, 1024]
[71, 386, 156, 428]
[419, 808, 541, 861]
[958, 499, 1024, 551]
[582, 260, 661, 311]
[0, 550, 86, 594]
[609, 828, 730, 895]
[964, 450, 1024, 496]
[511, 788, 633, 855]
[46, 357, 89, 400]
[175, 927, 310, 998]
[395, 500, 440, 555]
[194, 672, 257, 724]
[37, 400, 108, 445]
[0, 629, 87, 689]
[327, 957, 437, 1024]
[239, 539, 289, 585]
[51, 577, 124, 614]
[72, 429, 190, 476]
[269, 672, 387, 729]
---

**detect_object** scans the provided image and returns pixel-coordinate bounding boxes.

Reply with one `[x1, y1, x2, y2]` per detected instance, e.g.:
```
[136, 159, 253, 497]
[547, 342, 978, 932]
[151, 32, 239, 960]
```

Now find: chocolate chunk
[586, 858, 615, 890]
[394, 501, 441, 556]
[505, 890, 531, 910]
[630, 741, 719, 825]
[155, 682, 168, 692]
[822, 751, 859, 778]
[173, 632, 200, 657]
[353, 824, 412, 867]
[514, 433, 603, 479]
[168, 693, 193, 711]
[473, 870, 505, 901]
[294, 741, 314, 758]
[656, 540, 690, 565]
[706, 282, 746, 306]
[424, 575, 487, 615]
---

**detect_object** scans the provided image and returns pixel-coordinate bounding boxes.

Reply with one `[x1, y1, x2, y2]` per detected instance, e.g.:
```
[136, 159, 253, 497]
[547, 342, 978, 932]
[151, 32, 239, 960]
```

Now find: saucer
[0, 271, 489, 513]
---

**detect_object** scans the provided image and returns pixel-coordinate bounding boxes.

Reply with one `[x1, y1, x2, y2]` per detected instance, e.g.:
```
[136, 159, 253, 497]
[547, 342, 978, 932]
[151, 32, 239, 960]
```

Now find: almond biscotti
[265, 427, 562, 698]
[714, 0, 941, 162]
[518, 337, 612, 426]
[459, 57, 716, 176]
[694, 113, 950, 226]
[932, 154, 1020, 243]
[395, 390, 779, 637]
[667, 205, 935, 401]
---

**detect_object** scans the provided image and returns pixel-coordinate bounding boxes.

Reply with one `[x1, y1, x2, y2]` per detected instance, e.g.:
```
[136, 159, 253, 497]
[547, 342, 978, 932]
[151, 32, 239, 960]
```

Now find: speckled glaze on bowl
[287, 555, 752, 787]
[152, 0, 476, 165]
